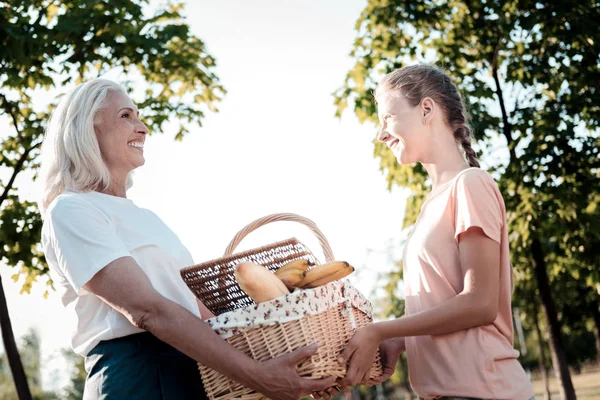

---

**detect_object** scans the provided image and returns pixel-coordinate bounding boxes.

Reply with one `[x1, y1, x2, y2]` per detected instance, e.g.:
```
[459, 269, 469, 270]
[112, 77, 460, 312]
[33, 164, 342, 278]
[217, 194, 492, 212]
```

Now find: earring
[422, 116, 427, 124]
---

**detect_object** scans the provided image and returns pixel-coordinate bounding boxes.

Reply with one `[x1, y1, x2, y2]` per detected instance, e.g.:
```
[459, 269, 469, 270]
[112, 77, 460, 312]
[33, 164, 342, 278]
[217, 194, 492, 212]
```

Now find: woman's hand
[337, 324, 382, 390]
[255, 343, 337, 400]
[84, 257, 335, 400]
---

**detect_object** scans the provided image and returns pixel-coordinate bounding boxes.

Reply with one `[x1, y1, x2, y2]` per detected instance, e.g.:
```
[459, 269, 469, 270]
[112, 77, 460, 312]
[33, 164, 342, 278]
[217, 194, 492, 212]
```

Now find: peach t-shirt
[403, 168, 534, 400]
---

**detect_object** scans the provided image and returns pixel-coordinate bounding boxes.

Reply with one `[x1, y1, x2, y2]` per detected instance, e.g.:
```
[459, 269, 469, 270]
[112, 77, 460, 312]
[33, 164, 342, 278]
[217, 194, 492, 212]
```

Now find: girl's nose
[377, 127, 389, 143]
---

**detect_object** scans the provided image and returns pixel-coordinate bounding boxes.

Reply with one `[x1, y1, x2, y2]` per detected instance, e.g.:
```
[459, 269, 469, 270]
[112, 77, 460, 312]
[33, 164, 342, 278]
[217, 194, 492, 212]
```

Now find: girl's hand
[368, 337, 406, 385]
[337, 325, 381, 390]
[310, 385, 342, 399]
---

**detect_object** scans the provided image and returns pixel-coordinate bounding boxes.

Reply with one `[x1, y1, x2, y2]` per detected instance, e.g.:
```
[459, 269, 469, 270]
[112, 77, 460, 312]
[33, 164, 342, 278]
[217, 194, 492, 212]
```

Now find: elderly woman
[38, 79, 336, 400]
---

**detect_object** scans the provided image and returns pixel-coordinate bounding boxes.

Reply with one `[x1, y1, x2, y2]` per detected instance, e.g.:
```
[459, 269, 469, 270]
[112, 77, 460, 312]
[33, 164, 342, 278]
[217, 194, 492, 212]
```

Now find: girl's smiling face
[376, 92, 430, 165]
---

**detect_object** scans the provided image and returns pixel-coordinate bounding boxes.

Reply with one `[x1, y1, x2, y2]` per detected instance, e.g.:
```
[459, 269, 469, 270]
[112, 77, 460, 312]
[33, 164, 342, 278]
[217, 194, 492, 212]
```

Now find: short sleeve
[42, 196, 131, 293]
[453, 170, 504, 243]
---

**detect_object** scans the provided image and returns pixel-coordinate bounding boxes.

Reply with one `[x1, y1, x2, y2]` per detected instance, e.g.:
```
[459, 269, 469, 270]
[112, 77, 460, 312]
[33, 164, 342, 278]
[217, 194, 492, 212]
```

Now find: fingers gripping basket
[180, 213, 383, 400]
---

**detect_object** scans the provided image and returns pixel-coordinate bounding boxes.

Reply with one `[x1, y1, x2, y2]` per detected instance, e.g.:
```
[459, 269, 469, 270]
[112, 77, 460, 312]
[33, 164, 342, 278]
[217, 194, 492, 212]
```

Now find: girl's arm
[374, 226, 500, 341]
[338, 226, 500, 388]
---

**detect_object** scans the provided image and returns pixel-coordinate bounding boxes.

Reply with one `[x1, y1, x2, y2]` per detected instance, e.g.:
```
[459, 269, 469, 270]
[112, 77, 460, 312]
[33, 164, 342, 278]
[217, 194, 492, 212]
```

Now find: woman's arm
[84, 256, 335, 400]
[373, 226, 500, 341]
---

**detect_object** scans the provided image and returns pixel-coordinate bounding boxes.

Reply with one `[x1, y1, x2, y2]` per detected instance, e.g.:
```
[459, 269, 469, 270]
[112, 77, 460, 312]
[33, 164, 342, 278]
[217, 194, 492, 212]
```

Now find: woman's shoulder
[41, 192, 98, 245]
[46, 191, 92, 214]
[45, 191, 119, 224]
[49, 190, 134, 212]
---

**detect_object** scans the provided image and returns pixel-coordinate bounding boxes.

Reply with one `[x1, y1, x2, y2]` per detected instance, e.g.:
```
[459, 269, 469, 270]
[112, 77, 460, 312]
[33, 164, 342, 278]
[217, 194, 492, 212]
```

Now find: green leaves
[0, 194, 47, 295]
[0, 0, 224, 290]
[336, 0, 600, 341]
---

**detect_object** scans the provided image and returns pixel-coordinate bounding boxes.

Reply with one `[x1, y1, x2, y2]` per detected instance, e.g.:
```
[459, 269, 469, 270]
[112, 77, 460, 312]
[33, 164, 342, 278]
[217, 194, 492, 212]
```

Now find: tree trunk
[400, 354, 412, 400]
[531, 238, 576, 400]
[534, 307, 552, 400]
[591, 300, 600, 365]
[0, 275, 32, 400]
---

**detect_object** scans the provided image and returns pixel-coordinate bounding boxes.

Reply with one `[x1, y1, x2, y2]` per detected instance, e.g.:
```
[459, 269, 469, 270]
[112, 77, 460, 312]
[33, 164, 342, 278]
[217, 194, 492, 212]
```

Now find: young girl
[334, 65, 534, 400]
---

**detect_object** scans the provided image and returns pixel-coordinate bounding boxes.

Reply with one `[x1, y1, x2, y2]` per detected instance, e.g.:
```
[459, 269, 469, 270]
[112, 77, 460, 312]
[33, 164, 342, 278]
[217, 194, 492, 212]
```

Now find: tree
[532, 309, 552, 400]
[0, 328, 59, 400]
[369, 238, 413, 400]
[60, 350, 85, 400]
[335, 1, 600, 399]
[1, 0, 224, 397]
[0, 275, 31, 400]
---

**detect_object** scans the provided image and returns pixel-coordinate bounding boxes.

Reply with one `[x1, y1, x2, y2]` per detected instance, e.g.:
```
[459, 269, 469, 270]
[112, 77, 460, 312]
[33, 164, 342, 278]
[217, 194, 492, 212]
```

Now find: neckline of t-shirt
[77, 190, 134, 204]
[424, 167, 480, 202]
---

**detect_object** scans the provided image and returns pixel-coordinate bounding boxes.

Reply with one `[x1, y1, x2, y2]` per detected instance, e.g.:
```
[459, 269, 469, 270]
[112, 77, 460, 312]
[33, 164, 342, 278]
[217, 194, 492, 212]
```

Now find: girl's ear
[420, 97, 435, 122]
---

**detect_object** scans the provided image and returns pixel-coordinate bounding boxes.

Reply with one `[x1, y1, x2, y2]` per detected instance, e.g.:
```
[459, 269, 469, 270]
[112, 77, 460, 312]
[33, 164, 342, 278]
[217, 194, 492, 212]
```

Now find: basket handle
[223, 213, 335, 262]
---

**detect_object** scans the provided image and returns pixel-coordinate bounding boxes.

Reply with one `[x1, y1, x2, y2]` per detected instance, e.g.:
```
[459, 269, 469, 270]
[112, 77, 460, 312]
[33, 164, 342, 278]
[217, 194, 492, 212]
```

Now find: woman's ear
[420, 97, 435, 123]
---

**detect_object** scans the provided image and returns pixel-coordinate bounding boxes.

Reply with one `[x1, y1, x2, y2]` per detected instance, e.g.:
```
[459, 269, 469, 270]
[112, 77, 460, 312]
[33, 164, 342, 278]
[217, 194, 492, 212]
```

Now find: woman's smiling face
[94, 89, 149, 176]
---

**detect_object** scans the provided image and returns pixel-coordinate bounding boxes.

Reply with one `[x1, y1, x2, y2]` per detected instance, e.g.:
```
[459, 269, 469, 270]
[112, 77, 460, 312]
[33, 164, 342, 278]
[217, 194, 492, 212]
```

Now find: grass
[316, 368, 600, 399]
[531, 369, 600, 400]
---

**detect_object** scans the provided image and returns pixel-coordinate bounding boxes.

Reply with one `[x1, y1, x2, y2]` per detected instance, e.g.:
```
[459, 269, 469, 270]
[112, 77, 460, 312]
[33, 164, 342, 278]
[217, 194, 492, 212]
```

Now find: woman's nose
[137, 120, 149, 135]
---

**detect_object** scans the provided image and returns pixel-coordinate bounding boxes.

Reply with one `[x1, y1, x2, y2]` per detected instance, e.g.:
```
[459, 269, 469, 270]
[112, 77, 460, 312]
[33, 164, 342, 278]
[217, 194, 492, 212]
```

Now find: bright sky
[1, 0, 410, 391]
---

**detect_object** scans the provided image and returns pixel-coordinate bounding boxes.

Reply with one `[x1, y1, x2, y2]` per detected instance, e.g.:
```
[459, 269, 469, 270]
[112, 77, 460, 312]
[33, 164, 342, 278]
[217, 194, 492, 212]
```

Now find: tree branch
[0, 141, 42, 209]
[31, 6, 45, 28]
[0, 93, 23, 138]
[491, 37, 516, 163]
[0, 275, 32, 400]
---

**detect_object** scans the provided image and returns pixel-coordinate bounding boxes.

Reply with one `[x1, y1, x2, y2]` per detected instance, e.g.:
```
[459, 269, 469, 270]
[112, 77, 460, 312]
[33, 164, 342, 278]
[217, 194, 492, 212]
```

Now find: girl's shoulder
[451, 167, 501, 196]
[454, 167, 497, 187]
[451, 167, 505, 211]
[427, 168, 497, 202]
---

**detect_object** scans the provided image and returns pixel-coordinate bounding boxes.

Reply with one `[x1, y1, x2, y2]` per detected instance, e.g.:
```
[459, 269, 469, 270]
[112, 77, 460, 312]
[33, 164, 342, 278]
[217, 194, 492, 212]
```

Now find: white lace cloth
[205, 280, 372, 339]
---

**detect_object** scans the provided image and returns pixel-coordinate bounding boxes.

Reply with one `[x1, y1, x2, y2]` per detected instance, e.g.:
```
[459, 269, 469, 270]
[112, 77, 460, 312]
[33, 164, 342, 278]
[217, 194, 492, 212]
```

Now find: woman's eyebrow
[118, 107, 140, 116]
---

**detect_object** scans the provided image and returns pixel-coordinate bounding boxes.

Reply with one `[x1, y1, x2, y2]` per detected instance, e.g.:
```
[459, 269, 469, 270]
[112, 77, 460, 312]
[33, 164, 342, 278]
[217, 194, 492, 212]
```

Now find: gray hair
[38, 78, 133, 214]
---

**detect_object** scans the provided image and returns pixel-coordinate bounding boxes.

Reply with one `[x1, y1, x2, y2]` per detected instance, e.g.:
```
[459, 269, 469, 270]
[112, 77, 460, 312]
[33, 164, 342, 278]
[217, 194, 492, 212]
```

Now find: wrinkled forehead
[94, 89, 138, 126]
[97, 89, 138, 119]
[106, 89, 135, 109]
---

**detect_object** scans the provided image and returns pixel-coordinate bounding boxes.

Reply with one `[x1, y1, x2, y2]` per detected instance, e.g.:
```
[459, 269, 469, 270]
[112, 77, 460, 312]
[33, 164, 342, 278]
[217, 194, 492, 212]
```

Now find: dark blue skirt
[83, 332, 207, 400]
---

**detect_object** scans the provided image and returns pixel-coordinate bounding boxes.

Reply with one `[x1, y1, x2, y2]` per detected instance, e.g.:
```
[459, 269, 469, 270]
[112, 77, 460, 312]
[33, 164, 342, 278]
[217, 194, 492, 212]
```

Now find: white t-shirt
[42, 191, 201, 356]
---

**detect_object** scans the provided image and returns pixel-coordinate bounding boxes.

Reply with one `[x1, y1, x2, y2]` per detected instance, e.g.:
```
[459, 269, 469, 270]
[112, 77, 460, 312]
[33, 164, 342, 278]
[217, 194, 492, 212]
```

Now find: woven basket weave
[180, 213, 382, 400]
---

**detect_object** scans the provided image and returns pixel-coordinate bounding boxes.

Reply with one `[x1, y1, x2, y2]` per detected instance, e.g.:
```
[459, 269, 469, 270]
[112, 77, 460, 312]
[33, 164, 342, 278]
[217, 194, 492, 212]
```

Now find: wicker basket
[180, 213, 382, 400]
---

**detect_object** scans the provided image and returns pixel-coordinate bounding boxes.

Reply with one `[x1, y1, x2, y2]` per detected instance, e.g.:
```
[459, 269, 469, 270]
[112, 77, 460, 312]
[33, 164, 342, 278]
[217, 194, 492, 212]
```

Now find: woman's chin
[133, 156, 145, 168]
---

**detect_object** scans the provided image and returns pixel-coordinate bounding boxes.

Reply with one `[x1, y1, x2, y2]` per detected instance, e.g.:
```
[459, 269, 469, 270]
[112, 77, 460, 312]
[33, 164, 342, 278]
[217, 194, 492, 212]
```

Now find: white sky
[1, 0, 411, 391]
